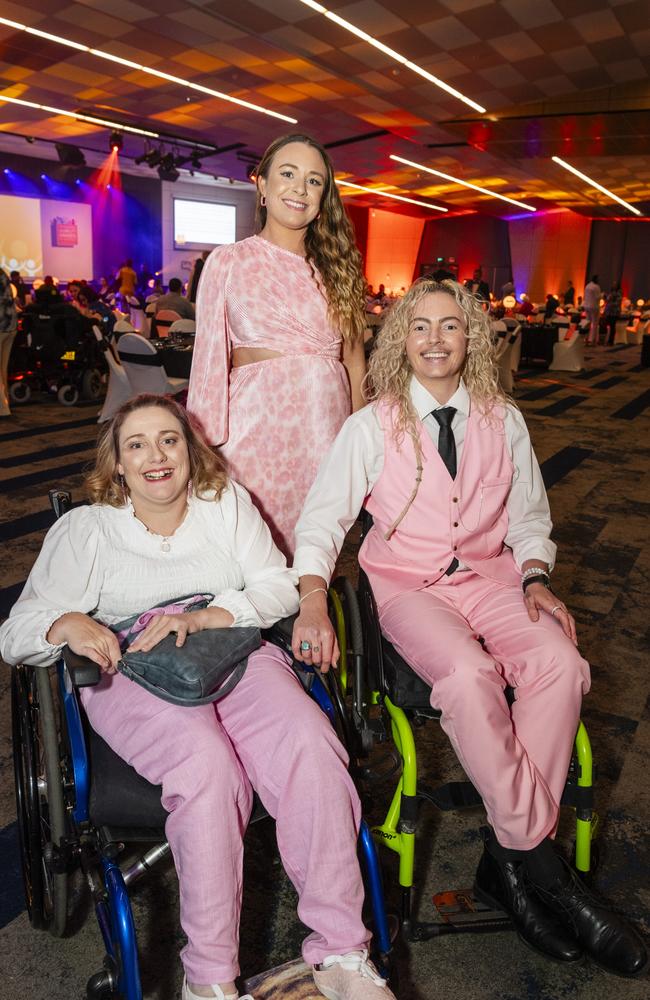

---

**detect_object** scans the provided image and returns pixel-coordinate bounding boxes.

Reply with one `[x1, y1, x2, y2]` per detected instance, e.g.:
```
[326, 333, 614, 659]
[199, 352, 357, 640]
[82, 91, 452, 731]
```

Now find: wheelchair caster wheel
[87, 960, 118, 999]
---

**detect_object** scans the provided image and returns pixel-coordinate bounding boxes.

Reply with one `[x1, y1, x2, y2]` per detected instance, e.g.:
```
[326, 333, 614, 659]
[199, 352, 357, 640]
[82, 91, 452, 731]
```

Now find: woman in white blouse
[291, 279, 646, 979]
[0, 395, 394, 1000]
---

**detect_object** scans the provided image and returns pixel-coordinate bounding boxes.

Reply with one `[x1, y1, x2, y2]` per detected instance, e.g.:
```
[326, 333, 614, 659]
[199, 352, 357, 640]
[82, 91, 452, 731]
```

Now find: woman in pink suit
[187, 134, 366, 557]
[291, 279, 646, 979]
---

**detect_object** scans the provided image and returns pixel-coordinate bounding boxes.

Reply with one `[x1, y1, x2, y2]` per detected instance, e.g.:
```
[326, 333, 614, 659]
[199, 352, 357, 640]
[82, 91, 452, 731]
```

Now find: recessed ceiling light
[551, 156, 641, 217]
[335, 178, 448, 212]
[0, 95, 160, 137]
[0, 16, 298, 124]
[297, 0, 485, 114]
[390, 155, 537, 212]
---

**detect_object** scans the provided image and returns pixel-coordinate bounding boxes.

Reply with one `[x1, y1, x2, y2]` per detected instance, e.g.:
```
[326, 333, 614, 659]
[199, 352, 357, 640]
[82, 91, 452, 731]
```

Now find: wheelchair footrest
[431, 888, 512, 934]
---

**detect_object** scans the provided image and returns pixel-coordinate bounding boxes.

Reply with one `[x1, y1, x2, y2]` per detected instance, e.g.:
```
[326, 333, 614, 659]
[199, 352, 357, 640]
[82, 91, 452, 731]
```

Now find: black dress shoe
[531, 861, 648, 978]
[474, 846, 583, 964]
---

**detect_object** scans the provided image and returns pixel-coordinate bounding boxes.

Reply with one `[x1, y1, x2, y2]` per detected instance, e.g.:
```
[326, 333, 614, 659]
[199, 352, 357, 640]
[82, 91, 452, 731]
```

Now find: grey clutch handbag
[109, 594, 261, 707]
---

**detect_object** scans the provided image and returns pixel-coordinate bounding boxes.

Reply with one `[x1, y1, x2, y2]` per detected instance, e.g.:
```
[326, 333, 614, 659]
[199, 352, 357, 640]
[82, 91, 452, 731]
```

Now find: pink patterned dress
[187, 234, 351, 557]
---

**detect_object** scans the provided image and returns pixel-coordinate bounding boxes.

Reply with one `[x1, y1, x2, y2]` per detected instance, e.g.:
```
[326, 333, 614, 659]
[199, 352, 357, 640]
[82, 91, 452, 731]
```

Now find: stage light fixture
[158, 156, 180, 182]
[55, 142, 86, 166]
[110, 129, 123, 152]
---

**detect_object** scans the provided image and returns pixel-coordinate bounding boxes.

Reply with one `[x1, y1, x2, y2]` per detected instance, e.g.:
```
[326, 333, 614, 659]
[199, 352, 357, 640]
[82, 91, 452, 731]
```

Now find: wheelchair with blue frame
[10, 489, 394, 1000]
[327, 511, 598, 944]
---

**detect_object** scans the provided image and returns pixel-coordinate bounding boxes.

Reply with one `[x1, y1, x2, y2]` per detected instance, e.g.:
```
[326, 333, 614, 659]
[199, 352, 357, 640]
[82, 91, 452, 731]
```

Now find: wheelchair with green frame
[10, 489, 395, 1000]
[327, 512, 598, 944]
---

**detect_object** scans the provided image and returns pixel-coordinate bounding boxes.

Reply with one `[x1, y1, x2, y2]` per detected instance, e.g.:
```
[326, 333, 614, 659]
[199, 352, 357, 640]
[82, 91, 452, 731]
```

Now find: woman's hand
[292, 601, 339, 673]
[524, 582, 577, 645]
[47, 612, 122, 674]
[126, 607, 234, 653]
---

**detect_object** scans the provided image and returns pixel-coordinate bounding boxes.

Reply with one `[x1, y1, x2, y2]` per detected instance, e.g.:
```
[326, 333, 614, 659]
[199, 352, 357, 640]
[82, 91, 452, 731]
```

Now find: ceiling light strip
[0, 17, 298, 124]
[335, 178, 448, 212]
[551, 156, 641, 217]
[0, 94, 160, 137]
[390, 154, 536, 212]
[297, 0, 486, 114]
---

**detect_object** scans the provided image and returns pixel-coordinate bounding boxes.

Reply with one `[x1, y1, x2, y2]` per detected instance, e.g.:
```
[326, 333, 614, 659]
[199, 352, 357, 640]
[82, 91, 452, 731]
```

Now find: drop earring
[260, 195, 266, 207]
[118, 473, 128, 503]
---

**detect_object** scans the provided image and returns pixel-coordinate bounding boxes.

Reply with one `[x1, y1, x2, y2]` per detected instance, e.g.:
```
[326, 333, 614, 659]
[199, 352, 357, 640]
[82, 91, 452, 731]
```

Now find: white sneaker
[312, 950, 396, 1000]
[181, 976, 255, 1000]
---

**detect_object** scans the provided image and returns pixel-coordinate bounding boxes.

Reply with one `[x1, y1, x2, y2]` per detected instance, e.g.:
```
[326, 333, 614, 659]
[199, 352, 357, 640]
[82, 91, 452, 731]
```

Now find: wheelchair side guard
[58, 660, 91, 825]
[328, 586, 348, 695]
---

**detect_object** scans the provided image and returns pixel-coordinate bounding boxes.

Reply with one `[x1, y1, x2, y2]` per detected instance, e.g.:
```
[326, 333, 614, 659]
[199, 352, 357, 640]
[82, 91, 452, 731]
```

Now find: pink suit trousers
[379, 571, 591, 850]
[81, 642, 369, 984]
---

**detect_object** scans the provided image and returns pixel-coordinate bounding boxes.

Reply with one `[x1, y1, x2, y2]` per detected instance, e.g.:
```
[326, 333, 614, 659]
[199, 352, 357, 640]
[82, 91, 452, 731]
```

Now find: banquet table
[151, 339, 194, 379]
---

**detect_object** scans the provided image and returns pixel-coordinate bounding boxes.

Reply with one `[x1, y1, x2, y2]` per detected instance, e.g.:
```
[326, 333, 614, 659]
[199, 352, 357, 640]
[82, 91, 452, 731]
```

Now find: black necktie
[432, 407, 458, 575]
[432, 407, 457, 479]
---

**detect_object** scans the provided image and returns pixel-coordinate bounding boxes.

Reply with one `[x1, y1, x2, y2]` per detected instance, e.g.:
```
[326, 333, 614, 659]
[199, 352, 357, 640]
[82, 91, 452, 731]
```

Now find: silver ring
[550, 605, 562, 617]
[300, 640, 312, 652]
[313, 645, 320, 653]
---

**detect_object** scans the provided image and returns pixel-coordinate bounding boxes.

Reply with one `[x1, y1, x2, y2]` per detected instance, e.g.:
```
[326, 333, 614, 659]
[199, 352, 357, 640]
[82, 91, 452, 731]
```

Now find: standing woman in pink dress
[187, 133, 366, 557]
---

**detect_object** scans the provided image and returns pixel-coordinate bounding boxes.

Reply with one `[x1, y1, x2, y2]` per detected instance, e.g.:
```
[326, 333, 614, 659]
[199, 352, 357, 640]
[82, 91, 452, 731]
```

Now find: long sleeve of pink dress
[187, 234, 352, 558]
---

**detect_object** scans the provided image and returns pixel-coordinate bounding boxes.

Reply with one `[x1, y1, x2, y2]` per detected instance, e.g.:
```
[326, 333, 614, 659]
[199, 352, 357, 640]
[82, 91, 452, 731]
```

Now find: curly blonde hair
[255, 133, 366, 344]
[85, 394, 228, 507]
[367, 279, 509, 537]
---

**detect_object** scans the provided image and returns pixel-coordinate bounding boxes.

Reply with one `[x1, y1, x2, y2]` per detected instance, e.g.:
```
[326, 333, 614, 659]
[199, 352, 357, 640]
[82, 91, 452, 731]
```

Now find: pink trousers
[81, 643, 369, 984]
[379, 572, 591, 851]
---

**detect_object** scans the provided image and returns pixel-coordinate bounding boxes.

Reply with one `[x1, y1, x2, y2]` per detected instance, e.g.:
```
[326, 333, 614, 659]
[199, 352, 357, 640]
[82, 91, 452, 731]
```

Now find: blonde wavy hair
[86, 394, 228, 507]
[367, 279, 509, 537]
[255, 133, 366, 344]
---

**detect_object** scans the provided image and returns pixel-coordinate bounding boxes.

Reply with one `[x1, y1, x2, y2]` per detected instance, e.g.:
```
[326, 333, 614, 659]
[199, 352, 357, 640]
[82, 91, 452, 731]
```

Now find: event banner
[0, 194, 92, 279]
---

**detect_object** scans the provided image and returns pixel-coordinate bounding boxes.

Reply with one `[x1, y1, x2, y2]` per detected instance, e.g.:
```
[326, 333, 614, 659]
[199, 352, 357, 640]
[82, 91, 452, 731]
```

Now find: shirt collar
[409, 375, 470, 420]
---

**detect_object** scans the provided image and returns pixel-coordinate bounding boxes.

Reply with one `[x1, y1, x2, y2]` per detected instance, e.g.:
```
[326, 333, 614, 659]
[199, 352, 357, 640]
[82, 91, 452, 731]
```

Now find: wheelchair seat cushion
[88, 725, 168, 829]
[381, 636, 437, 712]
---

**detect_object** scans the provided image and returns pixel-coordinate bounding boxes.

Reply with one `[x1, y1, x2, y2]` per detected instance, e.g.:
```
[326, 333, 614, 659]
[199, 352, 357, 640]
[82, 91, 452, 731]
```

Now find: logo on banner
[51, 217, 78, 248]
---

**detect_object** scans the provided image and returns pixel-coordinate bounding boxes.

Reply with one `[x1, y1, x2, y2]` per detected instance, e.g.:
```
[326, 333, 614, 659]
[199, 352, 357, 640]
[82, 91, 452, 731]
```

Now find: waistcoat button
[452, 497, 458, 502]
[453, 545, 458, 551]
[453, 521, 459, 527]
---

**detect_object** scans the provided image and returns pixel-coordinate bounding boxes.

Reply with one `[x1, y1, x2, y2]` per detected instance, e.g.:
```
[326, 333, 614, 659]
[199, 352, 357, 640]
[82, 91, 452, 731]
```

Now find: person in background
[563, 281, 575, 307]
[117, 259, 137, 299]
[544, 293, 560, 320]
[154, 278, 196, 320]
[603, 284, 622, 346]
[187, 132, 367, 559]
[9, 270, 28, 308]
[583, 276, 601, 346]
[97, 277, 112, 302]
[34, 275, 62, 305]
[188, 251, 210, 304]
[465, 267, 490, 304]
[500, 278, 515, 300]
[0, 266, 18, 417]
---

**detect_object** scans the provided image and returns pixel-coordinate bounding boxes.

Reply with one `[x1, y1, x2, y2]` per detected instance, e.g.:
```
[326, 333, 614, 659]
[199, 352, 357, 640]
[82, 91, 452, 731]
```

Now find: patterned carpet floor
[0, 342, 648, 999]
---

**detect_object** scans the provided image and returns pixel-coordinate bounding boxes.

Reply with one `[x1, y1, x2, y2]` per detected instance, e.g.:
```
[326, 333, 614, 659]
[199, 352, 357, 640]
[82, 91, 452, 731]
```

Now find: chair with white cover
[491, 319, 508, 357]
[116, 332, 188, 397]
[153, 309, 181, 339]
[495, 327, 520, 394]
[626, 316, 643, 345]
[93, 326, 133, 423]
[501, 319, 522, 371]
[614, 317, 630, 344]
[549, 327, 585, 372]
[168, 318, 196, 337]
[550, 315, 571, 341]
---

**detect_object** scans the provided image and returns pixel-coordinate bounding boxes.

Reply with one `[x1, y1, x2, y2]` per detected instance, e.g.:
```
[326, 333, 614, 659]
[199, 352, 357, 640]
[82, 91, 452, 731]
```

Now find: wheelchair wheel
[11, 665, 69, 935]
[81, 368, 103, 401]
[9, 380, 31, 404]
[58, 383, 80, 406]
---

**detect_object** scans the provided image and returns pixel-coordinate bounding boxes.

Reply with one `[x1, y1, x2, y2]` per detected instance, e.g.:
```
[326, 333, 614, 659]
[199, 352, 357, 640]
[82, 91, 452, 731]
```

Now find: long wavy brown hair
[86, 394, 228, 507]
[367, 279, 509, 537]
[255, 133, 366, 343]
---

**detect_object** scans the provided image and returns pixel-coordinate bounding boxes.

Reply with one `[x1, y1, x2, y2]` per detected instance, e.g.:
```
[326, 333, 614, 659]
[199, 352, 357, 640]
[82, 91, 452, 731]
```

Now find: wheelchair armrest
[263, 613, 298, 656]
[63, 646, 102, 686]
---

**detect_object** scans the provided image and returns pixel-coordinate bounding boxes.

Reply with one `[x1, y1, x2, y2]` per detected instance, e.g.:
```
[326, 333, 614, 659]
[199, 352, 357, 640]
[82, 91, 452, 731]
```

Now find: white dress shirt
[0, 482, 299, 669]
[294, 378, 556, 584]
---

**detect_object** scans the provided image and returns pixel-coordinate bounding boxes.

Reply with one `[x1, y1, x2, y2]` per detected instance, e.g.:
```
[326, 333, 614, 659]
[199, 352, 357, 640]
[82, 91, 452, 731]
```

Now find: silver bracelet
[521, 566, 549, 582]
[299, 587, 328, 606]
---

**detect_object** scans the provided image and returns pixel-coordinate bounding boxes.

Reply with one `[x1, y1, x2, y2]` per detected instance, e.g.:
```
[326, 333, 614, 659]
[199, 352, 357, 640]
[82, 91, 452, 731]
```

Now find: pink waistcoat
[360, 400, 521, 607]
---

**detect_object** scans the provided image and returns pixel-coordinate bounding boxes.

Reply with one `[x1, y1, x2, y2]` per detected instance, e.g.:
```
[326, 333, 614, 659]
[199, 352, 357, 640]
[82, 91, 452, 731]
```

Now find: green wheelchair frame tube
[328, 587, 348, 694]
[371, 697, 416, 888]
[372, 704, 594, 888]
[574, 720, 594, 873]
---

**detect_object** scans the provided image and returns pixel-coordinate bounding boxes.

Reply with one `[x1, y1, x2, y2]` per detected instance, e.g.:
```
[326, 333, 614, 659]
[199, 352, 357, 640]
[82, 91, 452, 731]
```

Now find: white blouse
[294, 378, 557, 584]
[0, 482, 299, 669]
